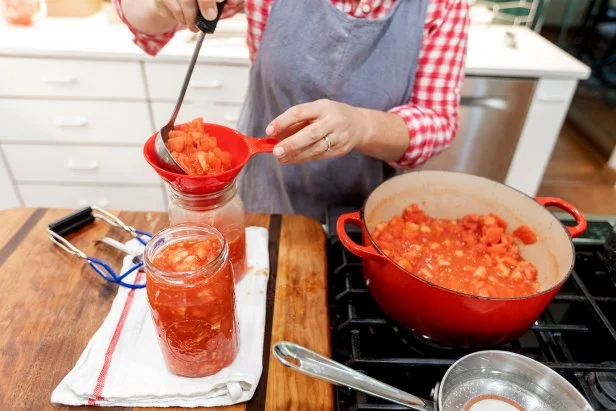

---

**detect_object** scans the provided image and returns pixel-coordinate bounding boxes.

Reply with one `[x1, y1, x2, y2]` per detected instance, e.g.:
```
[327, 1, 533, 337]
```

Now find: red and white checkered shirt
[114, 0, 469, 169]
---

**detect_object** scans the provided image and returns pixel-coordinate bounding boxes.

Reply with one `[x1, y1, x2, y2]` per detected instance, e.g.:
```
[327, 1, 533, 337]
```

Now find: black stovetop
[325, 211, 616, 410]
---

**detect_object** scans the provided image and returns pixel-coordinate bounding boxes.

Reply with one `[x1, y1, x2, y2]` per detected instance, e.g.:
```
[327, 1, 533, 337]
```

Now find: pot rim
[360, 170, 577, 302]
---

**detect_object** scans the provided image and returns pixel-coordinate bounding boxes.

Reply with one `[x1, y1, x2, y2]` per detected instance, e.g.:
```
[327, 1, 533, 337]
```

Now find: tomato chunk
[513, 225, 538, 245]
[372, 204, 540, 298]
[166, 117, 232, 176]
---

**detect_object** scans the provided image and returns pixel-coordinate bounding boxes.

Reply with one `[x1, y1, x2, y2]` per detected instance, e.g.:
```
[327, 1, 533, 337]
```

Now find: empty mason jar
[166, 180, 247, 282]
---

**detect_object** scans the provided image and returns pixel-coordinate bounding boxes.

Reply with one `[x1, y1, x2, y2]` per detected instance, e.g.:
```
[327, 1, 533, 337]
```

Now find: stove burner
[589, 362, 616, 409]
[391, 325, 472, 358]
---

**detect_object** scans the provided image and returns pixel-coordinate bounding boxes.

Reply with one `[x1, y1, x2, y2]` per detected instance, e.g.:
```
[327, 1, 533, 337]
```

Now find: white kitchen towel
[51, 226, 269, 407]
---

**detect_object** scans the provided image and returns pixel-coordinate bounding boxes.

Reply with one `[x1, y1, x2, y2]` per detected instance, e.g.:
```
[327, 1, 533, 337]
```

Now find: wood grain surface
[0, 209, 331, 411]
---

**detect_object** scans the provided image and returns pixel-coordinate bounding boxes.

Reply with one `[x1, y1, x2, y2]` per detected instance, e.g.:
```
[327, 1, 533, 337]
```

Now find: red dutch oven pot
[336, 171, 587, 348]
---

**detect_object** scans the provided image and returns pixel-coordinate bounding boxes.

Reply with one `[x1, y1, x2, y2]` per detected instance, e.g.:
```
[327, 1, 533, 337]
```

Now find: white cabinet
[19, 185, 165, 211]
[4, 144, 159, 184]
[144, 62, 249, 104]
[0, 57, 145, 99]
[0, 99, 153, 144]
[0, 55, 249, 211]
[0, 150, 20, 209]
[151, 101, 242, 129]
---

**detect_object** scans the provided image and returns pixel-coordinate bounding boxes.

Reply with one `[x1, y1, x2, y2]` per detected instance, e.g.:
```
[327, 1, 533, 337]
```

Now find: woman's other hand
[267, 99, 409, 164]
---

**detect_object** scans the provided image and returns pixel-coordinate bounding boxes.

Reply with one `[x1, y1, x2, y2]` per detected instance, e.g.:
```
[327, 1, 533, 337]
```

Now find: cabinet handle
[190, 80, 223, 89]
[67, 160, 99, 171]
[54, 117, 89, 127]
[41, 75, 77, 84]
[460, 97, 508, 110]
[79, 199, 110, 208]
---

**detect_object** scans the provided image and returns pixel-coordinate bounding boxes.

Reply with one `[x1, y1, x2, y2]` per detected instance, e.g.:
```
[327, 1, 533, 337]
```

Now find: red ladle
[144, 123, 278, 194]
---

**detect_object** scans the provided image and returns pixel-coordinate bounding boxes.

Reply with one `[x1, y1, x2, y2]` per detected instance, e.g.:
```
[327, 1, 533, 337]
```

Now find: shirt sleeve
[113, 0, 244, 56]
[388, 0, 470, 170]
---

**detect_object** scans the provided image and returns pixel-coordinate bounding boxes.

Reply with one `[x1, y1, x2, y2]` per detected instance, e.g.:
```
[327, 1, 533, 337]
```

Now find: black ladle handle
[196, 1, 227, 33]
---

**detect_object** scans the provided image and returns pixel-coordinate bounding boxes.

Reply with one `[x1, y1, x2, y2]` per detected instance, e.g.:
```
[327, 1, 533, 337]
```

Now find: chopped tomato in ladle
[166, 118, 232, 176]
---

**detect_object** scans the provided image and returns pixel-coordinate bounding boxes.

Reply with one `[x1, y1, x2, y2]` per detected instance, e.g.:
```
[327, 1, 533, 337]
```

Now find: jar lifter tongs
[47, 206, 152, 289]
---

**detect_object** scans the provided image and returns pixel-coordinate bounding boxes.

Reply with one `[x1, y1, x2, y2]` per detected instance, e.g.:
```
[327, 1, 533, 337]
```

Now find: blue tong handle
[48, 206, 152, 289]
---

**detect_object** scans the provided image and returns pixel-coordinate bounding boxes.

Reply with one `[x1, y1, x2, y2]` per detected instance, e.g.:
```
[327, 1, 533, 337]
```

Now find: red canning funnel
[144, 123, 278, 194]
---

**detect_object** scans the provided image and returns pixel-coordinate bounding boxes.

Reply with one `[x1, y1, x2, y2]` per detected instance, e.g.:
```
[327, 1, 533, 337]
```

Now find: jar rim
[143, 223, 229, 280]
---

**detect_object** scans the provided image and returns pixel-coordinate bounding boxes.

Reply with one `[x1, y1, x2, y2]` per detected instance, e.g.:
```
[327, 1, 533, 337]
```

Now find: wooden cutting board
[0, 208, 333, 410]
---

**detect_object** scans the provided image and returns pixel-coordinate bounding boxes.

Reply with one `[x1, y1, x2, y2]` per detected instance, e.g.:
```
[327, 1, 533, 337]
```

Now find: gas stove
[325, 210, 616, 410]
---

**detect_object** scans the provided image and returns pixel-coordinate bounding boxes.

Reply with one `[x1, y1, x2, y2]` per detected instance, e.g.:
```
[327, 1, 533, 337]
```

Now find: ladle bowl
[144, 123, 278, 194]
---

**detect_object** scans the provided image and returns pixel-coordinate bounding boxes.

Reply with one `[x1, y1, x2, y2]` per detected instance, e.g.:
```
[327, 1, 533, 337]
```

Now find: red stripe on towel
[88, 270, 145, 405]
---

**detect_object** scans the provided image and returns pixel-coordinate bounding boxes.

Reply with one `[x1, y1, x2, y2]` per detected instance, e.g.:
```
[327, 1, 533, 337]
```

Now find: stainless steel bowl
[273, 342, 594, 411]
[437, 351, 593, 410]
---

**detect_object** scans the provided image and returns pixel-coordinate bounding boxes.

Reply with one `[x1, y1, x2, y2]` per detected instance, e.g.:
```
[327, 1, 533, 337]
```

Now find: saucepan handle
[273, 342, 435, 411]
[246, 136, 279, 154]
[536, 197, 587, 238]
[336, 211, 384, 260]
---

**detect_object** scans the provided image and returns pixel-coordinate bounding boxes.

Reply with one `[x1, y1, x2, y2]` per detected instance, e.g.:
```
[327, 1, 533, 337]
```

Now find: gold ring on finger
[324, 135, 332, 152]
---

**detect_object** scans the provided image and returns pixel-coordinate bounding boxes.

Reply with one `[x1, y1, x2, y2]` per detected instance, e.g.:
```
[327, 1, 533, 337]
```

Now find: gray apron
[237, 0, 429, 222]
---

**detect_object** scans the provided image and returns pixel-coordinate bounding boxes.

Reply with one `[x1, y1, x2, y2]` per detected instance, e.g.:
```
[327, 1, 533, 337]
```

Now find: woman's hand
[267, 99, 369, 164]
[152, 0, 242, 32]
[267, 99, 410, 164]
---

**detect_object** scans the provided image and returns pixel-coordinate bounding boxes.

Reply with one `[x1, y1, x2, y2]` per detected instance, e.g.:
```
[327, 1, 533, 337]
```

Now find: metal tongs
[47, 206, 152, 289]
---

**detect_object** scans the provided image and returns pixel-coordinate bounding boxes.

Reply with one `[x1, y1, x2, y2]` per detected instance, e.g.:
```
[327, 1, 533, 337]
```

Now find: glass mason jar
[144, 224, 239, 378]
[167, 180, 247, 282]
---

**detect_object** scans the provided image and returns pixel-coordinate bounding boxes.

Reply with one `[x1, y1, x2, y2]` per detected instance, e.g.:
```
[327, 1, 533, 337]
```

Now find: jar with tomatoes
[144, 224, 239, 378]
[167, 180, 247, 282]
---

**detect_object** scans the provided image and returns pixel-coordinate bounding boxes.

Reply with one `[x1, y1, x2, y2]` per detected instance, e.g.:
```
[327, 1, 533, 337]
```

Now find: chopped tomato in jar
[146, 235, 238, 377]
[372, 204, 540, 298]
[167, 117, 232, 176]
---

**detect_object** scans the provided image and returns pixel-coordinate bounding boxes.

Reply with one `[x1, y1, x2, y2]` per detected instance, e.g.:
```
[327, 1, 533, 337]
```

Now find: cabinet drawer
[0, 57, 145, 99]
[3, 144, 159, 184]
[19, 184, 165, 211]
[0, 99, 153, 144]
[145, 62, 248, 103]
[151, 101, 242, 129]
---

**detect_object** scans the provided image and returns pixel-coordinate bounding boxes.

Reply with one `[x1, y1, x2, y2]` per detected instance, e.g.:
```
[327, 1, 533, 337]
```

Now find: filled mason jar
[167, 180, 247, 282]
[144, 224, 239, 378]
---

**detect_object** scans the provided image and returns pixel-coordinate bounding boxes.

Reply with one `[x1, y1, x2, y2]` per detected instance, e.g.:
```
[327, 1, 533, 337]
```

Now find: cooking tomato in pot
[372, 204, 539, 298]
[144, 225, 239, 377]
[336, 171, 588, 347]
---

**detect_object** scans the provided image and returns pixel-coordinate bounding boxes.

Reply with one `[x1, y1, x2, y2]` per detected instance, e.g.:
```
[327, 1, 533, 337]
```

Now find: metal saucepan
[273, 341, 593, 411]
[336, 171, 587, 347]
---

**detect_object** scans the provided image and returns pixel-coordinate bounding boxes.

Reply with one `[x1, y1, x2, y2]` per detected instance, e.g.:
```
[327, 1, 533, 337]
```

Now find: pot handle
[336, 211, 384, 260]
[246, 136, 279, 154]
[273, 341, 435, 411]
[536, 197, 587, 238]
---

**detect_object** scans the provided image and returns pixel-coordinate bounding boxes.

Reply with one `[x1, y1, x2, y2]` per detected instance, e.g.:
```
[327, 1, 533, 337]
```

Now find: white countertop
[0, 13, 590, 79]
